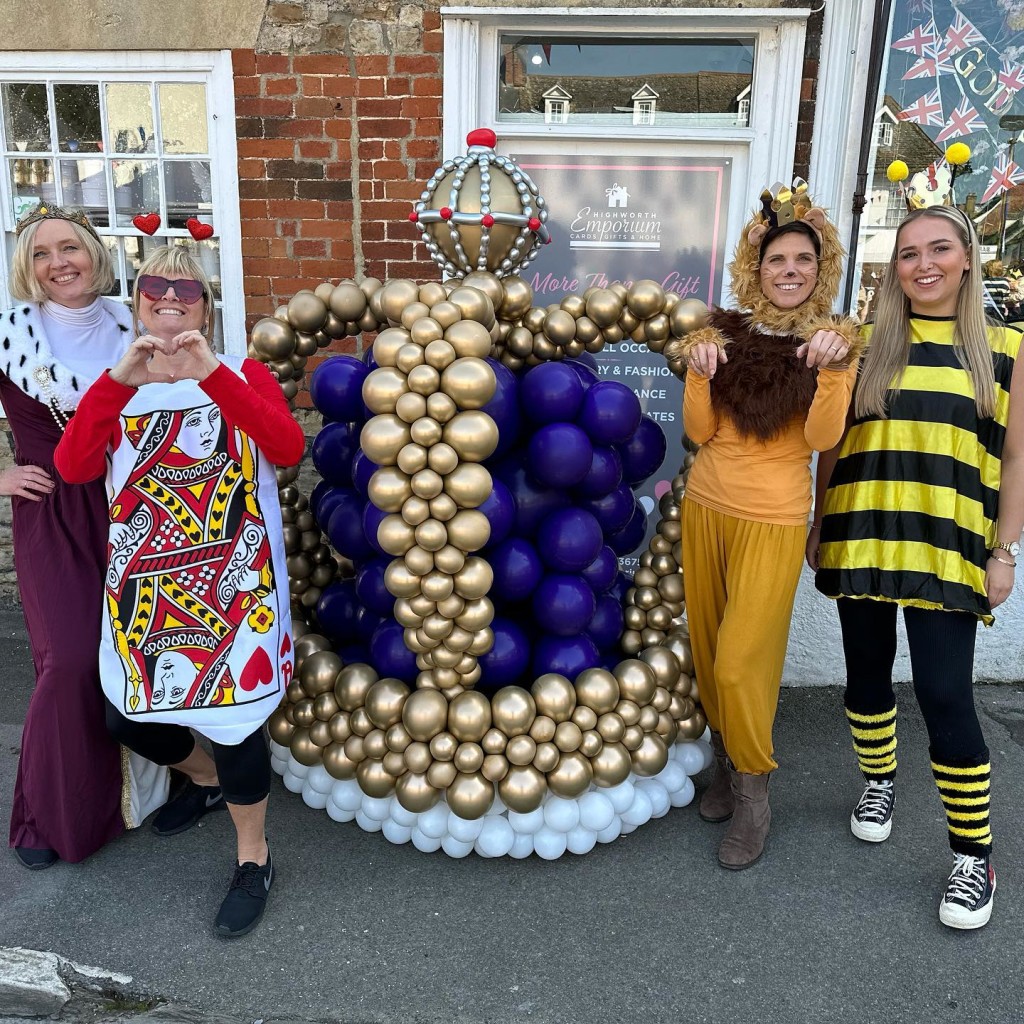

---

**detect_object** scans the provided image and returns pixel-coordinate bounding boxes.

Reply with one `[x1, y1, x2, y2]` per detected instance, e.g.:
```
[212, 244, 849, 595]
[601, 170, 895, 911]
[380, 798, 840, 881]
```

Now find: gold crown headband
[746, 178, 827, 249]
[15, 202, 102, 242]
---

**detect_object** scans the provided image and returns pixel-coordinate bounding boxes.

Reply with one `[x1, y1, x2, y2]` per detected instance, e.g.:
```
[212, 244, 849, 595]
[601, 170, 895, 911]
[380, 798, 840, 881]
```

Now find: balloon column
[250, 128, 715, 858]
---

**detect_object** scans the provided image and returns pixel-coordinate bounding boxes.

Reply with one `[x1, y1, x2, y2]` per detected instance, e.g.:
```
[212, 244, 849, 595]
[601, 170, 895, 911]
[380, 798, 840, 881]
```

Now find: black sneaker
[850, 778, 895, 843]
[939, 853, 995, 930]
[151, 780, 226, 836]
[14, 846, 59, 870]
[214, 848, 274, 939]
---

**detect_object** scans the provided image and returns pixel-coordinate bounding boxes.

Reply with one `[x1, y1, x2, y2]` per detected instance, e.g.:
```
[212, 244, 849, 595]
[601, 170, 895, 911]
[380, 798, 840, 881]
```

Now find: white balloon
[326, 800, 356, 823]
[441, 834, 474, 858]
[282, 771, 305, 794]
[269, 740, 289, 759]
[447, 813, 485, 843]
[382, 820, 413, 845]
[698, 739, 714, 772]
[533, 826, 568, 860]
[331, 779, 364, 811]
[286, 757, 310, 779]
[668, 774, 696, 808]
[507, 807, 545, 835]
[475, 816, 515, 858]
[509, 832, 535, 859]
[620, 821, 638, 835]
[656, 761, 686, 794]
[301, 781, 330, 809]
[361, 795, 392, 821]
[270, 755, 288, 775]
[411, 828, 443, 853]
[355, 809, 383, 832]
[596, 817, 623, 844]
[305, 764, 335, 794]
[418, 802, 450, 839]
[675, 741, 706, 776]
[621, 787, 653, 826]
[578, 792, 615, 832]
[638, 779, 670, 818]
[605, 780, 635, 813]
[566, 825, 597, 855]
[486, 794, 507, 816]
[389, 797, 419, 828]
[542, 797, 580, 834]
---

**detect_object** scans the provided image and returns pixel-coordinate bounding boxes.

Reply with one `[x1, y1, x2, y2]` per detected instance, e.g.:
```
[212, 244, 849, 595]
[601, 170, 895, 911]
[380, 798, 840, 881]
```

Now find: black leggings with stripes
[836, 597, 987, 763]
[105, 700, 271, 805]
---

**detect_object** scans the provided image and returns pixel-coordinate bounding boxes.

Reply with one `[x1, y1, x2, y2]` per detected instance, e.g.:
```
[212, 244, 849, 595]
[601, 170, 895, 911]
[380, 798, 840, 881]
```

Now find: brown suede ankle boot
[699, 731, 735, 823]
[718, 771, 771, 870]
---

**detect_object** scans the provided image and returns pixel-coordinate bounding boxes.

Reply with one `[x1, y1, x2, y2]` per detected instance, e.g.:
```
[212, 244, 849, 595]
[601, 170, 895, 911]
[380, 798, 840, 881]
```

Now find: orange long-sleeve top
[682, 364, 857, 526]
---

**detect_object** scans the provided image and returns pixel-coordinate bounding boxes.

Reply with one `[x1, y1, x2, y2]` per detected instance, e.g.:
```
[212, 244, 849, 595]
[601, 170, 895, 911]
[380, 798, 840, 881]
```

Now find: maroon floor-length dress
[4, 376, 127, 860]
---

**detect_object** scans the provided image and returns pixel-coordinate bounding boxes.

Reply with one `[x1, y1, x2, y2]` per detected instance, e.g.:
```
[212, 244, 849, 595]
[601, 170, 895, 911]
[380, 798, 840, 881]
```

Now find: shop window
[0, 53, 242, 351]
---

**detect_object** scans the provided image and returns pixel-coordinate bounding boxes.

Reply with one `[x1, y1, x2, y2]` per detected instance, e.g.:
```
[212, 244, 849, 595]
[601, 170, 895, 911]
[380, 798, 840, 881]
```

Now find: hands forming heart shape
[109, 330, 220, 389]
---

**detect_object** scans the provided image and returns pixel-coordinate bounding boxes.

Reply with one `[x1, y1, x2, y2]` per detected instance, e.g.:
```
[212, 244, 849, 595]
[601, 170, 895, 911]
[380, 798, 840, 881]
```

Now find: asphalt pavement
[2, 605, 1023, 1024]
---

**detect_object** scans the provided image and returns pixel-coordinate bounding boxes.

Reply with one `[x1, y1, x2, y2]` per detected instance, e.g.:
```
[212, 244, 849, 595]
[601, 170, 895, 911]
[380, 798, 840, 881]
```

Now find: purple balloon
[312, 421, 359, 487]
[537, 507, 603, 573]
[619, 415, 668, 487]
[369, 620, 418, 682]
[588, 594, 625, 651]
[315, 580, 361, 645]
[356, 607, 383, 642]
[362, 346, 379, 369]
[520, 362, 585, 424]
[478, 479, 516, 548]
[581, 546, 619, 594]
[483, 358, 522, 459]
[566, 358, 600, 390]
[607, 502, 648, 556]
[310, 355, 369, 423]
[583, 484, 635, 534]
[532, 575, 596, 636]
[578, 381, 643, 445]
[609, 570, 634, 604]
[361, 502, 389, 558]
[351, 449, 377, 496]
[576, 445, 623, 499]
[528, 422, 594, 488]
[495, 455, 570, 536]
[327, 491, 374, 562]
[479, 617, 531, 690]
[355, 558, 395, 617]
[490, 537, 544, 602]
[313, 486, 348, 533]
[533, 634, 601, 678]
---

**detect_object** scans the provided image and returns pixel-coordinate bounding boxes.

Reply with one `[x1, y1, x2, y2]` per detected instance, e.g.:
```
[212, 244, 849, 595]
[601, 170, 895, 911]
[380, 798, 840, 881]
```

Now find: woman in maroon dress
[3, 204, 166, 868]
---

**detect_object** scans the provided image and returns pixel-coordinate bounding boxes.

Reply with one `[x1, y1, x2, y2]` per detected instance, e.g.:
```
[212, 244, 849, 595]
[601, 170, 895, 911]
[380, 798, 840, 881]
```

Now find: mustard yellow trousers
[681, 499, 805, 774]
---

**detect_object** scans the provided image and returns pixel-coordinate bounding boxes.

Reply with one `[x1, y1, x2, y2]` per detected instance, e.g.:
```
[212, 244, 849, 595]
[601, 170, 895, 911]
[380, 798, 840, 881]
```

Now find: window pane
[97, 235, 123, 297]
[113, 158, 160, 226]
[498, 36, 755, 128]
[105, 83, 155, 154]
[164, 159, 212, 229]
[59, 158, 109, 226]
[54, 83, 102, 153]
[159, 84, 208, 155]
[8, 158, 55, 220]
[2, 83, 50, 152]
[174, 236, 222, 301]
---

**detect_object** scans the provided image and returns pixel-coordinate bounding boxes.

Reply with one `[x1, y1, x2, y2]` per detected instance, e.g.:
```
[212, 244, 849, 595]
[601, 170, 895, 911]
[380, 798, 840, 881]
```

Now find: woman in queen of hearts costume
[56, 246, 305, 938]
[4, 204, 167, 871]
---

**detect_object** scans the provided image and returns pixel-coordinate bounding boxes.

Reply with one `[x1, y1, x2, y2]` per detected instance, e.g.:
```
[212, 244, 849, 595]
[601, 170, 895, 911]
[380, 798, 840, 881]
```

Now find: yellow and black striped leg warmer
[931, 756, 992, 857]
[845, 705, 897, 779]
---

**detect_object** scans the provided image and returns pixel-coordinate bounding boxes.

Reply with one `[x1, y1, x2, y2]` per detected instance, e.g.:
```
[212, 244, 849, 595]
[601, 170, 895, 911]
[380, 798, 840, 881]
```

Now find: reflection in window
[499, 35, 755, 128]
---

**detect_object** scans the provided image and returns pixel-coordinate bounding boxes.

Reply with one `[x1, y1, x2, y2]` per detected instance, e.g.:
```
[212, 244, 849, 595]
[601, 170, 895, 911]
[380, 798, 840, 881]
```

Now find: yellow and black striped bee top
[816, 316, 1022, 624]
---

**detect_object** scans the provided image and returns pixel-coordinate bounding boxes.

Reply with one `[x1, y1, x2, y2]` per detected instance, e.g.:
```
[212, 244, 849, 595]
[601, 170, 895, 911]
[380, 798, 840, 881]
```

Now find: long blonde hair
[10, 216, 115, 302]
[855, 206, 995, 420]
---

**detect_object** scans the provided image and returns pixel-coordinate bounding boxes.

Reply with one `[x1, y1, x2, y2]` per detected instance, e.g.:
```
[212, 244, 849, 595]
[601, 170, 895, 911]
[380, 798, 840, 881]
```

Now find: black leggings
[105, 701, 271, 805]
[836, 598, 987, 763]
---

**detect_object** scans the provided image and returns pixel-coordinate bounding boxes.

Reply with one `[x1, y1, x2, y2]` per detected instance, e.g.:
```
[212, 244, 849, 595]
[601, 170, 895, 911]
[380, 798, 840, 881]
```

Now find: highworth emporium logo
[567, 181, 662, 251]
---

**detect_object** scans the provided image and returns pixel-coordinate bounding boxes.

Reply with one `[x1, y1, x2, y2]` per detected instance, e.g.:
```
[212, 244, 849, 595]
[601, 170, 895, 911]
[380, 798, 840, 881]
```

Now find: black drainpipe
[842, 0, 895, 313]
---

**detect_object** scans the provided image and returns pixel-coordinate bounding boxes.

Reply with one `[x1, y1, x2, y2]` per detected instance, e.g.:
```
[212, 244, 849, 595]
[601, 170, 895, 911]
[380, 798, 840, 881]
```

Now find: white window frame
[0, 50, 245, 356]
[876, 121, 893, 147]
[545, 98, 568, 124]
[633, 99, 655, 127]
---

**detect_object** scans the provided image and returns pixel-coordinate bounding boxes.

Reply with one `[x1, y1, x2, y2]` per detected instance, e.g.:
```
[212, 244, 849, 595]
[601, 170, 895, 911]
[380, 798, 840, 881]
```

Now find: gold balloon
[350, 708, 373, 737]
[407, 365, 441, 397]
[300, 650, 342, 697]
[295, 632, 332, 665]
[412, 317, 445, 347]
[506, 325, 534, 359]
[482, 753, 510, 781]
[468, 627, 494, 657]
[415, 519, 448, 553]
[361, 415, 412, 467]
[460, 271, 504, 310]
[669, 297, 709, 338]
[329, 282, 367, 321]
[378, 279, 420, 323]
[528, 715, 556, 743]
[626, 279, 666, 319]
[454, 741, 485, 774]
[531, 741, 559, 773]
[335, 663, 379, 711]
[429, 731, 458, 762]
[428, 494, 457, 522]
[571, 705, 598, 732]
[615, 699, 641, 727]
[357, 757, 396, 797]
[638, 705, 660, 732]
[447, 689, 492, 742]
[425, 442, 459, 476]
[421, 570, 455, 602]
[313, 692, 340, 722]
[630, 732, 669, 776]
[404, 741, 432, 773]
[385, 559, 422, 598]
[292, 699, 316, 729]
[453, 557, 493, 600]
[506, 734, 539, 766]
[499, 276, 534, 320]
[268, 710, 295, 746]
[399, 302, 431, 331]
[395, 342, 426, 374]
[424, 339, 457, 371]
[363, 728, 388, 760]
[554, 721, 583, 753]
[663, 631, 695, 675]
[364, 678, 411, 729]
[482, 727, 509, 753]
[585, 289, 624, 328]
[596, 712, 625, 743]
[447, 286, 495, 327]
[323, 741, 358, 779]
[498, 765, 547, 812]
[445, 509, 490, 552]
[543, 308, 577, 345]
[402, 688, 449, 741]
[427, 391, 457, 424]
[548, 751, 594, 798]
[442, 412, 499, 463]
[290, 728, 323, 767]
[368, 467, 413, 513]
[574, 668, 620, 715]
[426, 759, 458, 789]
[446, 770, 494, 819]
[383, 751, 408, 778]
[531, 674, 576, 723]
[397, 443, 429, 475]
[395, 771, 441, 812]
[429, 300, 462, 330]
[614, 659, 658, 706]
[441, 357, 496, 409]
[640, 646, 682, 690]
[411, 468, 444, 500]
[677, 707, 708, 740]
[395, 391, 428, 424]
[287, 290, 328, 333]
[455, 597, 494, 632]
[418, 282, 448, 307]
[444, 463, 493, 508]
[590, 741, 632, 787]
[251, 317, 297, 360]
[580, 730, 604, 758]
[329, 712, 352, 744]
[622, 725, 644, 751]
[377, 515, 416, 556]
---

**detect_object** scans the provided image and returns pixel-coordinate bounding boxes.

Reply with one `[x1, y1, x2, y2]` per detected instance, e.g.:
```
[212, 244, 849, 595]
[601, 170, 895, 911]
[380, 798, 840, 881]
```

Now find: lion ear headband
[746, 178, 827, 250]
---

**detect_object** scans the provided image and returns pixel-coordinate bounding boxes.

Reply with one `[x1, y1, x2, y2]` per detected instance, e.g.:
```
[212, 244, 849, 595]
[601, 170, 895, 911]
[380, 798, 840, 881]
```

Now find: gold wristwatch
[991, 540, 1020, 566]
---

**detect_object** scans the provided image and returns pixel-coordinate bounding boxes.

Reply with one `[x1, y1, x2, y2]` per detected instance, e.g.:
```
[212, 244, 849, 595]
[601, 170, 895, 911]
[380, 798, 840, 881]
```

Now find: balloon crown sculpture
[247, 129, 714, 859]
[886, 142, 972, 210]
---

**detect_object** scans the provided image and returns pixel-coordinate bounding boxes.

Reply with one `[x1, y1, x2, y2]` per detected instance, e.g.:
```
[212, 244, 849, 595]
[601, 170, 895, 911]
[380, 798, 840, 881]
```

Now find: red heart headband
[131, 213, 214, 241]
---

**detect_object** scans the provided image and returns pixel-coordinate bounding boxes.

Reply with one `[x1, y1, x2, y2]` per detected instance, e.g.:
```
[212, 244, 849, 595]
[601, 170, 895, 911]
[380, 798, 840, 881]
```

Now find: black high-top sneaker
[939, 853, 995, 930]
[850, 778, 894, 842]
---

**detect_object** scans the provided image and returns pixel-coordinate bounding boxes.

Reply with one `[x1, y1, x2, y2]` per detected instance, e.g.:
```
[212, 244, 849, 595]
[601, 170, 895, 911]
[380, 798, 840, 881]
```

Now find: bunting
[980, 152, 1024, 205]
[935, 97, 986, 143]
[897, 88, 944, 127]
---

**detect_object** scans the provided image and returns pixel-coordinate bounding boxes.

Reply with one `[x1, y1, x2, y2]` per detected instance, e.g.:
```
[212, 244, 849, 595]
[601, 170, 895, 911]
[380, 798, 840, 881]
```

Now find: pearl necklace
[32, 366, 71, 431]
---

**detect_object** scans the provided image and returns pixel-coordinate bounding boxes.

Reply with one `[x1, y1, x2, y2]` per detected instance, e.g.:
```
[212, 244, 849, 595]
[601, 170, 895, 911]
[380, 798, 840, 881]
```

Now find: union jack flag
[892, 19, 939, 58]
[980, 153, 1024, 205]
[897, 88, 944, 127]
[935, 97, 986, 143]
[992, 60, 1024, 109]
[937, 12, 986, 59]
[902, 48, 953, 80]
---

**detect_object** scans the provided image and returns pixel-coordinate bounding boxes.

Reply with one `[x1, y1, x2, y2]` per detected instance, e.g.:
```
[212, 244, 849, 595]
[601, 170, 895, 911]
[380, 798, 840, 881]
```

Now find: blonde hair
[10, 217, 115, 302]
[132, 245, 213, 336]
[855, 206, 995, 420]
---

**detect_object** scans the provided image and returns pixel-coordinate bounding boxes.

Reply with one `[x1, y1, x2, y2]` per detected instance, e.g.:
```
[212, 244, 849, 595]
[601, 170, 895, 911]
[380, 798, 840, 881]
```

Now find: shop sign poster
[509, 154, 731, 567]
